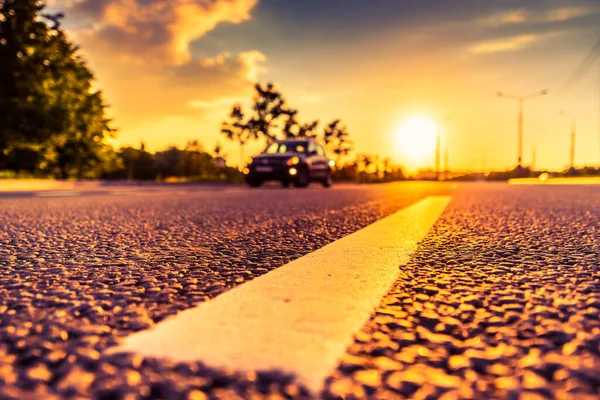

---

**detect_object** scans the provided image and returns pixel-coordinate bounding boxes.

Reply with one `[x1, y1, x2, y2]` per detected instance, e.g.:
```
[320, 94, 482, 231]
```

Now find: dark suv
[244, 139, 333, 188]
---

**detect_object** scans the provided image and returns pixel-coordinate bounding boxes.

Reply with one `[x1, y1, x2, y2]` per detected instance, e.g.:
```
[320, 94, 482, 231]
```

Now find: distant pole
[532, 147, 536, 171]
[435, 134, 441, 180]
[571, 119, 576, 169]
[497, 90, 548, 168]
[560, 110, 576, 169]
[444, 148, 449, 180]
[518, 99, 524, 166]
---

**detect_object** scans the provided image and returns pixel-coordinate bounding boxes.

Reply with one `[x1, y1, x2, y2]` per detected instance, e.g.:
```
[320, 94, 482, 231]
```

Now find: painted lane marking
[110, 196, 452, 394]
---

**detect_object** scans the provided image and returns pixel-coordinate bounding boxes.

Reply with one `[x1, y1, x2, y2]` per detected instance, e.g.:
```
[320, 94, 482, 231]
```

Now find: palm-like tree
[322, 120, 353, 163]
[249, 83, 289, 142]
[220, 104, 256, 167]
[297, 120, 320, 138]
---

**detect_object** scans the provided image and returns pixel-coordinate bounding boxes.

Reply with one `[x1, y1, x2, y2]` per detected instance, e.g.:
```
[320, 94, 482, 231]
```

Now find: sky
[47, 0, 600, 172]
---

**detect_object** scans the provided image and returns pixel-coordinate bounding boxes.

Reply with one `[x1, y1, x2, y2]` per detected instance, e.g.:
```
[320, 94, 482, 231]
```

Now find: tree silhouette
[0, 0, 114, 178]
[298, 120, 320, 138]
[322, 120, 353, 162]
[220, 84, 355, 168]
[248, 83, 289, 142]
[281, 113, 319, 138]
[282, 109, 299, 138]
[221, 104, 256, 167]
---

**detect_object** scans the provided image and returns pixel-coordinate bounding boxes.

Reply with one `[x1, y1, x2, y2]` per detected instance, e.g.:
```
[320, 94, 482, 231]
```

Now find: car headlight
[328, 160, 335, 167]
[286, 156, 300, 166]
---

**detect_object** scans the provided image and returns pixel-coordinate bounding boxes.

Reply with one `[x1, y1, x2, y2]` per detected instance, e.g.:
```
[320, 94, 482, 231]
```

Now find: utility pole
[560, 110, 576, 169]
[444, 148, 449, 180]
[558, 36, 599, 165]
[435, 134, 441, 181]
[532, 147, 536, 171]
[497, 89, 548, 168]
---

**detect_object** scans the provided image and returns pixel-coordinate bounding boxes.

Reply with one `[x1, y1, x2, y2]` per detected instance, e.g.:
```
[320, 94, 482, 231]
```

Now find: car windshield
[264, 142, 308, 154]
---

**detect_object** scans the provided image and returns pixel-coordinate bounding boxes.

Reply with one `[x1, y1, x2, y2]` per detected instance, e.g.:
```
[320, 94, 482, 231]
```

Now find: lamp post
[559, 110, 576, 170]
[497, 89, 548, 168]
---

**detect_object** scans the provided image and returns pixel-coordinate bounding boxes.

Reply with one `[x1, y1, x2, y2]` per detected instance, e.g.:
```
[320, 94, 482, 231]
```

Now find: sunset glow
[395, 117, 438, 162]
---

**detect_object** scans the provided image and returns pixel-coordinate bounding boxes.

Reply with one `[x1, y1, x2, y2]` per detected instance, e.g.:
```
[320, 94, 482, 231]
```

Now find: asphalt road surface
[0, 182, 598, 399]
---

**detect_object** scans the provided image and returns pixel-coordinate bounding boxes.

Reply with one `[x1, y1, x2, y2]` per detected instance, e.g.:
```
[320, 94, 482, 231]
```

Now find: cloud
[468, 34, 541, 54]
[90, 50, 266, 120]
[189, 96, 247, 110]
[478, 10, 528, 27]
[45, 0, 266, 126]
[545, 7, 591, 22]
[51, 0, 258, 65]
[478, 6, 594, 27]
[174, 51, 267, 83]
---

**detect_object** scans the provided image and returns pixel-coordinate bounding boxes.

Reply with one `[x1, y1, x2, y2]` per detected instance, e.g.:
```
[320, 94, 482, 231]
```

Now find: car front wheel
[322, 173, 333, 188]
[293, 168, 310, 188]
[246, 177, 264, 188]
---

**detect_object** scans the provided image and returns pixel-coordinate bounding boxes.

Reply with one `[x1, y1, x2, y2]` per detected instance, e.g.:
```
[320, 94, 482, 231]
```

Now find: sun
[395, 116, 438, 162]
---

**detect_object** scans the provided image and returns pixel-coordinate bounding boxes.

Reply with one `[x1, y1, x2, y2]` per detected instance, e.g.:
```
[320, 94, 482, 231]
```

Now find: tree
[322, 119, 353, 163]
[281, 113, 319, 138]
[117, 144, 156, 180]
[282, 109, 299, 138]
[220, 104, 256, 167]
[297, 120, 320, 138]
[248, 83, 289, 142]
[0, 0, 115, 178]
[155, 146, 183, 179]
[220, 83, 354, 166]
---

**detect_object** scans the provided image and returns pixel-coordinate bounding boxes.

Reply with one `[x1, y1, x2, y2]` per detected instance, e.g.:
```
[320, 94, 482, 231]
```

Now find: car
[243, 138, 334, 188]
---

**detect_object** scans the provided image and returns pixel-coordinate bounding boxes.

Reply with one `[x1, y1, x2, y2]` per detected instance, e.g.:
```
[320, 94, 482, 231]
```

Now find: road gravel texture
[324, 185, 600, 400]
[0, 183, 598, 399]
[0, 183, 450, 399]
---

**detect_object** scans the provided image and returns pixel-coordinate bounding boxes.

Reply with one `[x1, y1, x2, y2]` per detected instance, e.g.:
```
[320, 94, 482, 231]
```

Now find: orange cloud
[478, 6, 594, 27]
[478, 10, 527, 27]
[90, 51, 266, 121]
[545, 7, 591, 22]
[47, 0, 265, 126]
[52, 0, 258, 65]
[468, 34, 541, 54]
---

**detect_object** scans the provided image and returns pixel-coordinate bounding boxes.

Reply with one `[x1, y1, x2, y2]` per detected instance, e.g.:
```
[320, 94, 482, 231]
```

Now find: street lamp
[559, 110, 576, 170]
[497, 89, 548, 167]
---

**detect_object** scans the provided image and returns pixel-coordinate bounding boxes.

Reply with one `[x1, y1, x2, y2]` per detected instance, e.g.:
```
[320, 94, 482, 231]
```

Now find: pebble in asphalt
[0, 183, 450, 399]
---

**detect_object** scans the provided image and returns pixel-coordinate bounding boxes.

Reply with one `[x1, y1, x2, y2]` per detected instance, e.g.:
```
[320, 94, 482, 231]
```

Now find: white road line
[109, 195, 452, 394]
